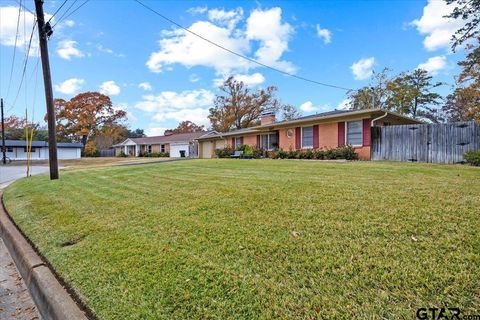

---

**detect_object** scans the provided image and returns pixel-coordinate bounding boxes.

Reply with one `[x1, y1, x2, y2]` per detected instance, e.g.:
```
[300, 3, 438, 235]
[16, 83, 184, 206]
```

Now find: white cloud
[214, 72, 265, 87]
[145, 127, 168, 136]
[188, 6, 208, 15]
[300, 101, 318, 113]
[0, 6, 49, 55]
[99, 80, 121, 96]
[138, 82, 152, 91]
[246, 8, 295, 73]
[153, 108, 211, 126]
[417, 55, 447, 75]
[96, 44, 125, 57]
[56, 40, 84, 60]
[135, 89, 214, 127]
[337, 99, 351, 110]
[208, 7, 243, 30]
[146, 7, 294, 74]
[410, 0, 464, 51]
[299, 101, 331, 113]
[54, 78, 85, 95]
[316, 24, 332, 44]
[115, 103, 137, 123]
[189, 74, 201, 82]
[135, 89, 214, 112]
[64, 20, 75, 27]
[350, 57, 375, 80]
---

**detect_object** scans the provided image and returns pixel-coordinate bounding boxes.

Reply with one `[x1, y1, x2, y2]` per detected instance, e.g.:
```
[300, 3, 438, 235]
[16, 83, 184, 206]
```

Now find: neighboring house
[113, 131, 206, 157]
[2, 140, 82, 160]
[197, 109, 421, 160]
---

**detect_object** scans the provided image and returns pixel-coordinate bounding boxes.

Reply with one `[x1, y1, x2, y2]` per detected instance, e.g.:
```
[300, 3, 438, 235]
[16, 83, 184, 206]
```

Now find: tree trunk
[81, 135, 87, 156]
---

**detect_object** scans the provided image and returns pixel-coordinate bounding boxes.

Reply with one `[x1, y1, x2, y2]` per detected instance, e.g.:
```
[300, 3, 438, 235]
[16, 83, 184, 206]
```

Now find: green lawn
[3, 160, 480, 319]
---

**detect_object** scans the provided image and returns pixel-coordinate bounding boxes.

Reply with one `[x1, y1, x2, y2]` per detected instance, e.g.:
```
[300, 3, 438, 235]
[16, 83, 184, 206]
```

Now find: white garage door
[201, 141, 213, 158]
[170, 143, 190, 157]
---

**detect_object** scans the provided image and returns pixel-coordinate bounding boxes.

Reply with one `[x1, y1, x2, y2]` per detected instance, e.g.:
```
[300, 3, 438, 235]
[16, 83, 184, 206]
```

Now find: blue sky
[0, 0, 467, 135]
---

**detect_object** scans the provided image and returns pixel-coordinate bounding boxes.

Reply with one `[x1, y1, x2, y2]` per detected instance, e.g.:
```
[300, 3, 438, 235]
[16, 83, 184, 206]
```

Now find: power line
[13, 0, 34, 15]
[52, 0, 90, 29]
[134, 0, 352, 91]
[5, 1, 23, 100]
[9, 21, 37, 113]
[46, 0, 69, 24]
[51, 0, 77, 28]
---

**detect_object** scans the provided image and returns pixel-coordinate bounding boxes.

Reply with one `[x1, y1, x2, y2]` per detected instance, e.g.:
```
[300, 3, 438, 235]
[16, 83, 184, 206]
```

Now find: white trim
[345, 120, 363, 147]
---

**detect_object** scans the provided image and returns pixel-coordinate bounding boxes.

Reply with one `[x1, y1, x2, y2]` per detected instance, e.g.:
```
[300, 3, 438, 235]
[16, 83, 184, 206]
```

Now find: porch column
[124, 145, 127, 155]
[135, 145, 139, 157]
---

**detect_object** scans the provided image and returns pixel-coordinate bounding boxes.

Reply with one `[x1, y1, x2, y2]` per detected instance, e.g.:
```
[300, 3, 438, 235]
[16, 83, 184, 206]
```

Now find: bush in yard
[84, 141, 99, 157]
[272, 145, 359, 160]
[464, 150, 480, 166]
[215, 146, 235, 158]
[117, 150, 127, 157]
[143, 152, 170, 158]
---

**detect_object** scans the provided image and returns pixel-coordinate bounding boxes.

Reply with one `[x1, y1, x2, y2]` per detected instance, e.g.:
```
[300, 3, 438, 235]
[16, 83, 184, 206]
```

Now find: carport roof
[4, 140, 83, 148]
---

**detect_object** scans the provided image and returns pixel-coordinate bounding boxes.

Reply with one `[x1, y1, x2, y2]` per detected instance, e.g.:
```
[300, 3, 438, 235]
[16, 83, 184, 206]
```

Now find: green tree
[389, 69, 444, 121]
[347, 68, 391, 110]
[281, 104, 302, 120]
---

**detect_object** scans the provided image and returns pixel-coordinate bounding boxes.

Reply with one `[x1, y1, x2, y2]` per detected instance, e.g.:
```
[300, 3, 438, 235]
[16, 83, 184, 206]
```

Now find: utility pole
[1, 98, 6, 165]
[34, 0, 59, 179]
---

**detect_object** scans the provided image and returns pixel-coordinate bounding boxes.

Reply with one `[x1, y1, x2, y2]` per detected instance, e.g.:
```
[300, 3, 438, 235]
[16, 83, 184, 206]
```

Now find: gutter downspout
[371, 111, 388, 127]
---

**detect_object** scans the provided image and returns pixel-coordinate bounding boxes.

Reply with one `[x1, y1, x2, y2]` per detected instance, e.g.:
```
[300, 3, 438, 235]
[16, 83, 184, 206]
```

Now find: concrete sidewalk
[0, 166, 45, 319]
[0, 238, 40, 320]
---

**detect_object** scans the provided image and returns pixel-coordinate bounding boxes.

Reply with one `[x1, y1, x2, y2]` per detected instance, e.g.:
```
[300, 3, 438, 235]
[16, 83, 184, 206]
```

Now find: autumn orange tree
[164, 121, 205, 135]
[208, 77, 282, 132]
[443, 38, 480, 122]
[52, 92, 126, 152]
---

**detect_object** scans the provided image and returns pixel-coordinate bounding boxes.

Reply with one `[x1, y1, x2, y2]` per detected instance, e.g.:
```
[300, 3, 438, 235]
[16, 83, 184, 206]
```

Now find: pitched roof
[116, 131, 207, 146]
[4, 140, 83, 148]
[197, 108, 421, 140]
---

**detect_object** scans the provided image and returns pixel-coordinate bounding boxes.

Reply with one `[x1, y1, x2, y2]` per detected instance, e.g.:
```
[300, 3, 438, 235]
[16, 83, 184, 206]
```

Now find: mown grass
[3, 160, 480, 319]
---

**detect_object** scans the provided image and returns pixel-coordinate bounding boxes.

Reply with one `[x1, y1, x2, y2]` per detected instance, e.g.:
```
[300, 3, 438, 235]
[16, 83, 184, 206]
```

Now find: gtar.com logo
[416, 307, 461, 320]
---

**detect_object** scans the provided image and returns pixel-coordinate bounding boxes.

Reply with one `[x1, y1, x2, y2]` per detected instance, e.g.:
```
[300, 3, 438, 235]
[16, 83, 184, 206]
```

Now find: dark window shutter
[256, 135, 261, 148]
[240, 136, 244, 145]
[338, 122, 345, 146]
[295, 127, 301, 149]
[231, 137, 235, 147]
[362, 119, 371, 146]
[313, 124, 319, 149]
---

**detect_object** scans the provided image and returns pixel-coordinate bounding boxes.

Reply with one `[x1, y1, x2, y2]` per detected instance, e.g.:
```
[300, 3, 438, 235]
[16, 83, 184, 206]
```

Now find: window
[161, 144, 165, 153]
[23, 147, 36, 152]
[346, 120, 363, 146]
[301, 126, 314, 148]
[148, 145, 152, 153]
[235, 137, 242, 148]
[2, 147, 13, 152]
[261, 133, 278, 150]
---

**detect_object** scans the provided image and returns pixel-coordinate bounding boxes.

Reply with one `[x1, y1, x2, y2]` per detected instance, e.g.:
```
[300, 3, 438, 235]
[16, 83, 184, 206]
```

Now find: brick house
[114, 131, 205, 157]
[197, 109, 421, 160]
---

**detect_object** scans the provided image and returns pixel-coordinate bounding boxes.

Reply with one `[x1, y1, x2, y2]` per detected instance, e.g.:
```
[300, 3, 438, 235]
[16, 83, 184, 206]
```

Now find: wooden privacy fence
[99, 149, 116, 157]
[371, 121, 480, 164]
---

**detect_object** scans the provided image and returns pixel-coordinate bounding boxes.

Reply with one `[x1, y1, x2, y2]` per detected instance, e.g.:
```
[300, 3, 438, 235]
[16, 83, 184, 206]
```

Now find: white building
[2, 140, 82, 160]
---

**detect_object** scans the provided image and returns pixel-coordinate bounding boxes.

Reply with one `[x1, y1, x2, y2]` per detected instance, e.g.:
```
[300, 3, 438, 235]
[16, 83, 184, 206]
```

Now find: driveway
[0, 165, 46, 319]
[0, 166, 50, 189]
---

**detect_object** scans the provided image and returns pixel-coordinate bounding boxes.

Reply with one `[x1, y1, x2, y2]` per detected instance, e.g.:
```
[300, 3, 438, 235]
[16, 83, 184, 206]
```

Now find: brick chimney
[260, 112, 276, 125]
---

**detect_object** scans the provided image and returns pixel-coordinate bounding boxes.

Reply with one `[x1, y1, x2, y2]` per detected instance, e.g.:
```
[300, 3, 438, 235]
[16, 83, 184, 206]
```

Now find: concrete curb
[0, 191, 88, 320]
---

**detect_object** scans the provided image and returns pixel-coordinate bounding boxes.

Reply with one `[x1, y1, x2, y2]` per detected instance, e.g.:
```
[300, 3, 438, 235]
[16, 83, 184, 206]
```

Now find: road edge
[0, 190, 89, 320]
